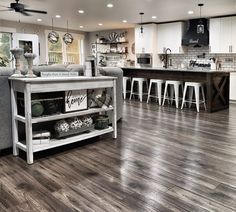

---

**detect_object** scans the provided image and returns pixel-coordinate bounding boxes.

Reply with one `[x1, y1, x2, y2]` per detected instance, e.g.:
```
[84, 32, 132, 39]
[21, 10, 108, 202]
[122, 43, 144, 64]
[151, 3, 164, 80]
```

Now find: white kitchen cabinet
[230, 72, 236, 101]
[157, 22, 184, 54]
[135, 24, 157, 54]
[210, 17, 236, 54]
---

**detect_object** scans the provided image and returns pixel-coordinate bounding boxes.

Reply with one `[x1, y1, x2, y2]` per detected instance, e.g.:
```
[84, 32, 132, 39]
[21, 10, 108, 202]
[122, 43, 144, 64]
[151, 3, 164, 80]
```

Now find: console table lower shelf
[17, 127, 113, 153]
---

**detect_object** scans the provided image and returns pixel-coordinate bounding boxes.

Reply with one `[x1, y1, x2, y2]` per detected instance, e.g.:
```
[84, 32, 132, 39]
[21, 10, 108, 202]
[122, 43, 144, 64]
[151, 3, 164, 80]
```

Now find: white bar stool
[147, 79, 165, 105]
[123, 76, 131, 100]
[129, 77, 148, 102]
[162, 80, 183, 108]
[181, 82, 206, 112]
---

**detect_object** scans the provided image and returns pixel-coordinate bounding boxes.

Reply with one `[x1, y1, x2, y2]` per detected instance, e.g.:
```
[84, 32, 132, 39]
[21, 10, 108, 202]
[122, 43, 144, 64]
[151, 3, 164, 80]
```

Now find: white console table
[10, 76, 117, 164]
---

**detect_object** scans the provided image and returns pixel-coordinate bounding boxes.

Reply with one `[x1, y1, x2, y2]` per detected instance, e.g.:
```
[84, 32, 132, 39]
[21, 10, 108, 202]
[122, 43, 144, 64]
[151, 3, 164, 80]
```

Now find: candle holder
[10, 48, 24, 78]
[24, 53, 37, 78]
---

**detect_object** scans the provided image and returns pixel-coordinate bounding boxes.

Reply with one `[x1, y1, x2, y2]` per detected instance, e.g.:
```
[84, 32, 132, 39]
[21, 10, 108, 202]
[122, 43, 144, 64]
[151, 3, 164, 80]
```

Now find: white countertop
[121, 66, 235, 73]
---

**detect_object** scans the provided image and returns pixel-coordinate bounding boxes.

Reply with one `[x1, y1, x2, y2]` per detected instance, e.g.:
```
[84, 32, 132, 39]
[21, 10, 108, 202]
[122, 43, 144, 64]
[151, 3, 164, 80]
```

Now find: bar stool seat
[123, 76, 131, 100]
[147, 79, 165, 105]
[181, 82, 206, 112]
[130, 77, 148, 102]
[162, 80, 183, 108]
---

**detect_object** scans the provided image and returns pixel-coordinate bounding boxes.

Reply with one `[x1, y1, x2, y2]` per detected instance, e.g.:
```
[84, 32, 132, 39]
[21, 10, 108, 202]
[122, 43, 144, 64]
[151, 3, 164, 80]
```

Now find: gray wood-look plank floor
[1, 101, 236, 212]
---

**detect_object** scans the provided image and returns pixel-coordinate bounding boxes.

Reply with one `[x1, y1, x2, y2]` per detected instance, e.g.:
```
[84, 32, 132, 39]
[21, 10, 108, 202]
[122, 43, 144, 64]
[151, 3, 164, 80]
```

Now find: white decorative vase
[24, 53, 37, 78]
[10, 48, 24, 78]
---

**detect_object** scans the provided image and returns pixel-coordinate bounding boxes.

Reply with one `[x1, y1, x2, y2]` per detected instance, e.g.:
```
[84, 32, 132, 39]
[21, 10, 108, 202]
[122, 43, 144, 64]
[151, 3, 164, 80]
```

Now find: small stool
[130, 77, 148, 102]
[181, 82, 206, 112]
[147, 79, 165, 105]
[162, 80, 183, 108]
[123, 76, 131, 100]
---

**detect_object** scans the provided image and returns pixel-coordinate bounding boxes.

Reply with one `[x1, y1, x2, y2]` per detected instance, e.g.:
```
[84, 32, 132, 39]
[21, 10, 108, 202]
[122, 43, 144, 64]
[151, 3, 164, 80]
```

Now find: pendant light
[48, 18, 59, 44]
[139, 12, 144, 33]
[197, 3, 204, 34]
[63, 20, 74, 45]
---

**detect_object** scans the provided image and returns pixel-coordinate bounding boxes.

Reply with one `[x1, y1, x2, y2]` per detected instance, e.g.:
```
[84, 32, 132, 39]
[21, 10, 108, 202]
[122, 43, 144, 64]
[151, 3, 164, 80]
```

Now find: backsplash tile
[168, 46, 236, 70]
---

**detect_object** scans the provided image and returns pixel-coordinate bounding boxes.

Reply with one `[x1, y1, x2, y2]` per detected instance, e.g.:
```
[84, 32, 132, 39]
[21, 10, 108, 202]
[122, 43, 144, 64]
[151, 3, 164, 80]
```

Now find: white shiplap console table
[9, 76, 117, 164]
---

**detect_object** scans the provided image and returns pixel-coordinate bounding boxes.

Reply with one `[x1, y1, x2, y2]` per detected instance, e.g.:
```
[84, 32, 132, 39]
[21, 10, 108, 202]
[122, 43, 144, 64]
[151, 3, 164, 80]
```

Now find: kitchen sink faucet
[163, 48, 172, 68]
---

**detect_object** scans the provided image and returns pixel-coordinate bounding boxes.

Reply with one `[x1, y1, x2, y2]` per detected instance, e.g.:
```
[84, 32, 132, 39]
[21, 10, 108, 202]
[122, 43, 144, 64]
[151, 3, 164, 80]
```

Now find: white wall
[0, 19, 87, 64]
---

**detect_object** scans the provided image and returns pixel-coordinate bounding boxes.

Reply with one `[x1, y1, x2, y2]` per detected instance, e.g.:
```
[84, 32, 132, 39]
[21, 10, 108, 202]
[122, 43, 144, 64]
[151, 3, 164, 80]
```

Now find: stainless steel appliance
[136, 54, 152, 67]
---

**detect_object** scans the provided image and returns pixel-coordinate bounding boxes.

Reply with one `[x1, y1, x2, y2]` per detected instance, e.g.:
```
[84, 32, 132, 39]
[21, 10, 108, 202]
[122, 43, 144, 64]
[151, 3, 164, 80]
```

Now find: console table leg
[24, 84, 33, 164]
[11, 83, 19, 156]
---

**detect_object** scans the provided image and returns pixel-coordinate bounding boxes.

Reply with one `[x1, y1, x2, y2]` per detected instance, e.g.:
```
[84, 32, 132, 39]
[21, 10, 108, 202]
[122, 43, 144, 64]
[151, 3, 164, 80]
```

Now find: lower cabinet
[230, 72, 236, 100]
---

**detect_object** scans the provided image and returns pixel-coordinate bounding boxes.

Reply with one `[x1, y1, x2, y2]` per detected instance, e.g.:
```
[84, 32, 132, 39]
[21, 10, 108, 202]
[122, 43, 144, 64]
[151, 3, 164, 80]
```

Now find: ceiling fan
[0, 0, 47, 16]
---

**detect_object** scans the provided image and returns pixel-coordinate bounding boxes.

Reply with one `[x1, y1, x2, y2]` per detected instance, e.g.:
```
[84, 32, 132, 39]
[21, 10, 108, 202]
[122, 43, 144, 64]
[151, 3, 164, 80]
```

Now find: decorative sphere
[82, 116, 93, 127]
[68, 117, 83, 129]
[54, 120, 70, 133]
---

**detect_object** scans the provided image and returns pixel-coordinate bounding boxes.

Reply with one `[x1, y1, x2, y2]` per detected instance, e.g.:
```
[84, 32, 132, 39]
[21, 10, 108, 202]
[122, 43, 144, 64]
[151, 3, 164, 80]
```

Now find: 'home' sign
[64, 90, 87, 112]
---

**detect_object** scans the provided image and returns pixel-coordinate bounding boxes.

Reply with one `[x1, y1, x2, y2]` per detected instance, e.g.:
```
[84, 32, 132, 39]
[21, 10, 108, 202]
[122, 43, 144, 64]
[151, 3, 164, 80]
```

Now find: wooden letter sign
[65, 90, 87, 112]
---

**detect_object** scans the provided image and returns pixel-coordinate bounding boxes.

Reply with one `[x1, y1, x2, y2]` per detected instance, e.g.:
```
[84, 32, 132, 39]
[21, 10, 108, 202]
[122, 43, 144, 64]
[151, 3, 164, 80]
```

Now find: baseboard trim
[230, 100, 236, 104]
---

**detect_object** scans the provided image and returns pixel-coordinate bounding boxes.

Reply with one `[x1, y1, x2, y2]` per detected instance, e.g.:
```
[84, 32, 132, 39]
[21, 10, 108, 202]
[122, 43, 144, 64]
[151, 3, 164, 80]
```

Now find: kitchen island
[122, 67, 232, 112]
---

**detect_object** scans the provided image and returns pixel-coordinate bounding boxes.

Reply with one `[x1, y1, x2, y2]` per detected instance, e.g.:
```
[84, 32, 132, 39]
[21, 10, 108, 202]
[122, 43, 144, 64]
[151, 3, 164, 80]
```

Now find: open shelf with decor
[10, 76, 117, 164]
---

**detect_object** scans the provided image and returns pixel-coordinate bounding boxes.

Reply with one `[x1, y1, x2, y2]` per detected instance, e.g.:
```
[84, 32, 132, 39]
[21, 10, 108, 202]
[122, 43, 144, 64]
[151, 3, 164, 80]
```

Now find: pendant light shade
[197, 3, 204, 34]
[139, 12, 144, 34]
[63, 20, 74, 45]
[48, 18, 59, 44]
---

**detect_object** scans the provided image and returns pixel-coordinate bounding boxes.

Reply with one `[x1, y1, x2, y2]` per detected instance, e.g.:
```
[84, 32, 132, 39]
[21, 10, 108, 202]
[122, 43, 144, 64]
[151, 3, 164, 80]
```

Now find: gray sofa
[0, 68, 14, 150]
[0, 65, 123, 151]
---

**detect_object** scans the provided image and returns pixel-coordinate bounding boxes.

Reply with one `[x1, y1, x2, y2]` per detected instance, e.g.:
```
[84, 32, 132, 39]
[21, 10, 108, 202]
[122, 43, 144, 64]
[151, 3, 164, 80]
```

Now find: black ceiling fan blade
[0, 9, 12, 11]
[24, 9, 47, 14]
[20, 11, 30, 16]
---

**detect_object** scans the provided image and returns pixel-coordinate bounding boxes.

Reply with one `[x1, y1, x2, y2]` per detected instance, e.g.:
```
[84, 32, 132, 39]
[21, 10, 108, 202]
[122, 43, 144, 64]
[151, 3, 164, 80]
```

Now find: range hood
[182, 19, 209, 46]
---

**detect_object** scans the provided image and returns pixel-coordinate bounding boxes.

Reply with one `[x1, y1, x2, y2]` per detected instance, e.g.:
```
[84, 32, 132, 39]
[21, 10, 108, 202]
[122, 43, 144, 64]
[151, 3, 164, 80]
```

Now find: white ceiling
[1, 0, 236, 32]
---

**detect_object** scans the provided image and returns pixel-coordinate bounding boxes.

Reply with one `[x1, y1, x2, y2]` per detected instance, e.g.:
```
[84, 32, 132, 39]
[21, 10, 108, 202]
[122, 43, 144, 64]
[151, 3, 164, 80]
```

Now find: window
[46, 30, 84, 65]
[0, 32, 12, 67]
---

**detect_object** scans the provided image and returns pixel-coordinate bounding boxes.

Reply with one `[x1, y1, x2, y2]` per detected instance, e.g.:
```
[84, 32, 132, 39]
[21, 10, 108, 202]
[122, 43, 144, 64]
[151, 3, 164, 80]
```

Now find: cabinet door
[230, 73, 236, 100]
[157, 22, 183, 54]
[231, 17, 236, 53]
[220, 17, 232, 53]
[209, 18, 221, 53]
[135, 24, 157, 54]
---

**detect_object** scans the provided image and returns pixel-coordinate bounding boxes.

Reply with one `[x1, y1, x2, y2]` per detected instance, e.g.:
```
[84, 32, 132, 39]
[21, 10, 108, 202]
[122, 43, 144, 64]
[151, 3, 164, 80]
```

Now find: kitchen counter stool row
[123, 77, 207, 112]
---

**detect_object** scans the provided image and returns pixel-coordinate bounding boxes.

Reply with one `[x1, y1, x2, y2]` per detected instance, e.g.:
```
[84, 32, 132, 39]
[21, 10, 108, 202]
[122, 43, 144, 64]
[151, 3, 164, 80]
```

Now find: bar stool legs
[181, 82, 206, 112]
[163, 81, 183, 108]
[147, 79, 165, 105]
[123, 77, 131, 100]
[130, 78, 148, 102]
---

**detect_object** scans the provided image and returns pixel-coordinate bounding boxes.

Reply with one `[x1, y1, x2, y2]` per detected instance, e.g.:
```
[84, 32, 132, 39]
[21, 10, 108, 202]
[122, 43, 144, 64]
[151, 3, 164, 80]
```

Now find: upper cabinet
[157, 22, 184, 54]
[135, 24, 158, 54]
[210, 17, 236, 53]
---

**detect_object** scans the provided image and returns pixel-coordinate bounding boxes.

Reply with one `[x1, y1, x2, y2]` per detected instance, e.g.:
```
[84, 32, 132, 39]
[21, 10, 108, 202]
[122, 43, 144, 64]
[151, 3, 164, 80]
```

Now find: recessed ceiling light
[98, 23, 103, 26]
[80, 26, 84, 28]
[152, 16, 157, 19]
[107, 3, 114, 8]
[55, 15, 61, 18]
[37, 18, 42, 22]
[188, 10, 194, 14]
[78, 10, 84, 14]
[123, 20, 127, 23]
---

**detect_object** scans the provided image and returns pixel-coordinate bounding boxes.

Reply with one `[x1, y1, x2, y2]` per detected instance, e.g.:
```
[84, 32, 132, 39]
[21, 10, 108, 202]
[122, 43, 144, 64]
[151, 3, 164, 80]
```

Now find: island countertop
[121, 66, 235, 73]
[121, 66, 231, 113]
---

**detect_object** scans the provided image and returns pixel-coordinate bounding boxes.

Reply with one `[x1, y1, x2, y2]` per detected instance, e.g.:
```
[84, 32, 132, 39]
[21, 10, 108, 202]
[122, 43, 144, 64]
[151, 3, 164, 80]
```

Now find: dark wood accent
[122, 68, 230, 112]
[1, 101, 236, 211]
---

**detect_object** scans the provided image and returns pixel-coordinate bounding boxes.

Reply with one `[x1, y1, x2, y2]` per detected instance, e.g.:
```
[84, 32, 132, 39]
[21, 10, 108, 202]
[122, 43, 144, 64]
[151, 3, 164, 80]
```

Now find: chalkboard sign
[64, 90, 87, 112]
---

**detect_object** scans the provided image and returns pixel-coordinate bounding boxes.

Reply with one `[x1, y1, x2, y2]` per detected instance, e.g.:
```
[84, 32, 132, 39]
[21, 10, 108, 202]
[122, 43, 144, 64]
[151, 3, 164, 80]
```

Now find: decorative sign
[64, 90, 87, 112]
[40, 72, 78, 78]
